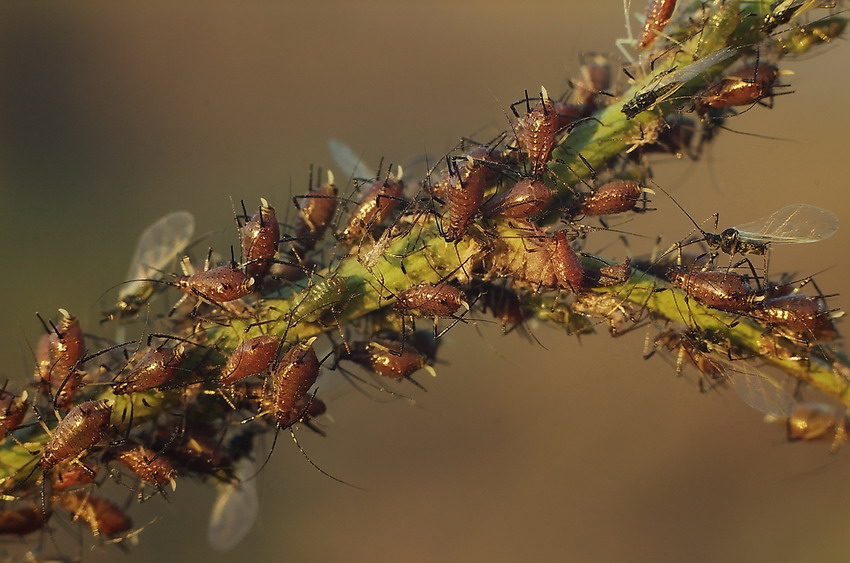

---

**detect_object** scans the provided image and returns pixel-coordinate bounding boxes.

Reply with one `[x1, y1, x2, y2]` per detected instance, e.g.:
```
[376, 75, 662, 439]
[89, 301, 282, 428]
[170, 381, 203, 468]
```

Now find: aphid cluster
[1, 0, 847, 558]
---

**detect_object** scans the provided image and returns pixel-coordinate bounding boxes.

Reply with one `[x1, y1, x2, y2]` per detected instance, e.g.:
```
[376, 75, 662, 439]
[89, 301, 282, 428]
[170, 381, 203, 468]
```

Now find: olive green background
[1, 1, 849, 562]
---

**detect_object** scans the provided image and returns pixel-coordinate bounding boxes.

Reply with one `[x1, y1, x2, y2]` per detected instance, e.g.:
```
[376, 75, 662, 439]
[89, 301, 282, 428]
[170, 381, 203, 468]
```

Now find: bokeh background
[1, 1, 849, 562]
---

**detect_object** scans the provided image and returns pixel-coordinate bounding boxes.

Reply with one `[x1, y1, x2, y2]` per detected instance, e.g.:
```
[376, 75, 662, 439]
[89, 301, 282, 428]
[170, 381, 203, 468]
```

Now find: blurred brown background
[1, 1, 849, 562]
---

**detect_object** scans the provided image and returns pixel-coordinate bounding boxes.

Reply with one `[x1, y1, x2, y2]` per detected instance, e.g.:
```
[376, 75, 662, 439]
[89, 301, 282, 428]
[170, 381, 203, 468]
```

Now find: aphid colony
[1, 0, 848, 556]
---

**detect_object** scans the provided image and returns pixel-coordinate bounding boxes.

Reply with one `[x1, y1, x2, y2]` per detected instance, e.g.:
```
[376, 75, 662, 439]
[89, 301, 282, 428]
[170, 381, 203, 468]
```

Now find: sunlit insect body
[637, 0, 678, 49]
[111, 445, 177, 491]
[441, 150, 504, 242]
[35, 310, 86, 408]
[622, 47, 738, 119]
[750, 295, 840, 342]
[338, 176, 404, 242]
[552, 230, 586, 291]
[295, 276, 349, 323]
[173, 264, 255, 306]
[696, 63, 779, 112]
[52, 462, 97, 493]
[783, 402, 849, 446]
[666, 268, 758, 312]
[577, 180, 653, 216]
[481, 179, 554, 220]
[596, 260, 633, 287]
[104, 211, 195, 321]
[40, 400, 113, 472]
[113, 344, 185, 395]
[155, 427, 230, 475]
[269, 339, 320, 429]
[59, 491, 132, 538]
[346, 339, 435, 382]
[513, 92, 560, 178]
[0, 389, 28, 436]
[780, 16, 847, 55]
[0, 505, 46, 536]
[395, 283, 467, 318]
[503, 229, 586, 292]
[219, 335, 280, 386]
[651, 328, 726, 388]
[761, 0, 833, 34]
[292, 172, 338, 255]
[241, 198, 280, 281]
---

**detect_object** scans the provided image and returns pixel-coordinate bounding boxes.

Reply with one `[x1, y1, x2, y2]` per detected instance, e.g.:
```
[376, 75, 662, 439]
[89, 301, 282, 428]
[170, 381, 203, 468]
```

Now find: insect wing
[328, 138, 377, 181]
[732, 204, 839, 244]
[118, 211, 196, 301]
[724, 361, 796, 417]
[208, 457, 259, 551]
[657, 47, 738, 88]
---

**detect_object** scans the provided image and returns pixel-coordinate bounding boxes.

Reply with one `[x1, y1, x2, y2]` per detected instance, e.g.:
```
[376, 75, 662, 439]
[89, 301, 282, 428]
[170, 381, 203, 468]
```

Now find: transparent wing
[118, 211, 195, 300]
[723, 361, 796, 418]
[658, 47, 738, 87]
[732, 204, 839, 244]
[208, 457, 259, 552]
[328, 138, 377, 181]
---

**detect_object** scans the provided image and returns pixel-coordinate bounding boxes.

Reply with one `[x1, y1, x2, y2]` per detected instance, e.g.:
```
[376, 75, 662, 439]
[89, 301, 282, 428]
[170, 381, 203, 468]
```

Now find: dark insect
[0, 388, 28, 436]
[442, 152, 501, 242]
[552, 230, 586, 291]
[59, 491, 132, 538]
[34, 309, 86, 408]
[0, 505, 46, 536]
[577, 180, 652, 216]
[220, 335, 280, 386]
[474, 282, 527, 332]
[513, 88, 560, 177]
[52, 462, 98, 492]
[292, 170, 338, 254]
[637, 0, 678, 49]
[241, 198, 280, 280]
[173, 263, 255, 306]
[482, 179, 554, 219]
[395, 283, 467, 318]
[338, 173, 404, 241]
[268, 339, 321, 429]
[568, 52, 612, 110]
[502, 229, 585, 291]
[113, 344, 185, 395]
[40, 400, 113, 472]
[650, 328, 725, 388]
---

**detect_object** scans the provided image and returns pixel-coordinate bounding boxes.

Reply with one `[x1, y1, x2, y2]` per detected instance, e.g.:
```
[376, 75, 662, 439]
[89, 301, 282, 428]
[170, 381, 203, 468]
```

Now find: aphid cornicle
[577, 180, 652, 216]
[395, 282, 467, 318]
[338, 175, 404, 241]
[637, 0, 678, 49]
[241, 198, 280, 280]
[40, 400, 113, 471]
[112, 445, 177, 489]
[219, 335, 280, 386]
[481, 179, 554, 219]
[269, 338, 320, 428]
[113, 344, 185, 395]
[0, 505, 46, 536]
[0, 389, 28, 436]
[59, 491, 132, 538]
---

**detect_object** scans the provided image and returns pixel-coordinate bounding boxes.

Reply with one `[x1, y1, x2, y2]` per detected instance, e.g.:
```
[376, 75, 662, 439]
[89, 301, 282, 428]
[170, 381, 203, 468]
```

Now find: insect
[778, 402, 849, 450]
[58, 491, 132, 538]
[345, 339, 437, 383]
[637, 0, 678, 49]
[109, 444, 178, 494]
[779, 15, 847, 55]
[0, 388, 28, 437]
[622, 47, 738, 119]
[291, 170, 339, 255]
[442, 154, 495, 242]
[51, 462, 97, 493]
[481, 179, 554, 219]
[695, 63, 780, 112]
[0, 504, 46, 536]
[34, 309, 86, 408]
[666, 268, 759, 313]
[395, 283, 468, 319]
[112, 342, 186, 395]
[240, 198, 280, 281]
[267, 338, 321, 429]
[750, 294, 841, 342]
[40, 400, 113, 472]
[337, 169, 405, 242]
[219, 335, 280, 386]
[502, 229, 587, 292]
[511, 87, 560, 178]
[104, 211, 195, 321]
[761, 0, 835, 34]
[575, 180, 654, 216]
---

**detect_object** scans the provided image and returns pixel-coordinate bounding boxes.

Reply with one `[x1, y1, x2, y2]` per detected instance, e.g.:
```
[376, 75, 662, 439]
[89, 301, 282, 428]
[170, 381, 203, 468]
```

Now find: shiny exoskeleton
[220, 335, 280, 386]
[651, 328, 725, 386]
[553, 231, 586, 291]
[784, 402, 848, 445]
[59, 491, 132, 537]
[35, 309, 86, 407]
[395, 283, 466, 318]
[750, 295, 839, 341]
[666, 268, 758, 312]
[113, 345, 185, 395]
[442, 153, 498, 242]
[0, 505, 46, 536]
[40, 400, 113, 471]
[637, 0, 678, 49]
[269, 339, 320, 428]
[577, 180, 650, 216]
[112, 444, 177, 488]
[696, 63, 779, 112]
[0, 389, 27, 436]
[514, 95, 559, 177]
[338, 177, 404, 241]
[347, 339, 432, 381]
[482, 179, 554, 219]
[52, 462, 98, 492]
[293, 172, 338, 254]
[173, 265, 255, 303]
[241, 198, 280, 280]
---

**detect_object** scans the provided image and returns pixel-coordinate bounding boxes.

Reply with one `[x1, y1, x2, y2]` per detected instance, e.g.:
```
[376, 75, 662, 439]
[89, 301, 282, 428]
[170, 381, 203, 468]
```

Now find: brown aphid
[220, 335, 280, 386]
[652, 329, 725, 385]
[569, 52, 612, 109]
[349, 340, 435, 381]
[666, 268, 757, 312]
[637, 0, 678, 49]
[431, 146, 503, 200]
[442, 153, 500, 242]
[785, 402, 848, 444]
[500, 229, 584, 291]
[59, 492, 132, 538]
[338, 174, 404, 241]
[696, 63, 779, 112]
[476, 283, 526, 332]
[241, 198, 280, 280]
[596, 259, 633, 287]
[482, 179, 554, 219]
[632, 115, 698, 159]
[552, 230, 586, 291]
[269, 338, 320, 428]
[112, 445, 177, 489]
[514, 87, 559, 177]
[158, 430, 230, 474]
[113, 344, 184, 395]
[173, 265, 255, 303]
[577, 180, 652, 216]
[52, 462, 97, 492]
[0, 505, 46, 536]
[751, 295, 840, 341]
[34, 309, 86, 407]
[40, 400, 113, 471]
[293, 170, 339, 254]
[0, 389, 28, 436]
[395, 282, 467, 318]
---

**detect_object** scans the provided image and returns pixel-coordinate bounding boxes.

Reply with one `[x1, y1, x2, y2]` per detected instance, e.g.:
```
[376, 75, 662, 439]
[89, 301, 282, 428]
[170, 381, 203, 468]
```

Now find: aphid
[113, 344, 185, 395]
[104, 211, 195, 321]
[576, 180, 653, 216]
[431, 145, 503, 201]
[240, 198, 280, 280]
[552, 230, 586, 291]
[111, 445, 177, 490]
[637, 0, 678, 49]
[292, 170, 338, 254]
[481, 179, 554, 219]
[52, 462, 97, 493]
[630, 114, 698, 159]
[219, 335, 280, 386]
[172, 263, 255, 306]
[512, 87, 560, 177]
[762, 0, 833, 34]
[347, 339, 436, 382]
[651, 328, 725, 388]
[294, 275, 349, 323]
[568, 52, 613, 109]
[622, 47, 738, 119]
[780, 16, 847, 55]
[0, 389, 28, 436]
[750, 295, 840, 341]
[666, 268, 758, 312]
[502, 229, 586, 291]
[34, 309, 86, 407]
[475, 282, 527, 332]
[268, 338, 320, 429]
[395, 282, 467, 318]
[338, 172, 404, 241]
[40, 400, 113, 472]
[59, 491, 132, 538]
[157, 429, 230, 475]
[695, 63, 779, 112]
[596, 260, 633, 287]
[783, 402, 848, 446]
[0, 505, 46, 536]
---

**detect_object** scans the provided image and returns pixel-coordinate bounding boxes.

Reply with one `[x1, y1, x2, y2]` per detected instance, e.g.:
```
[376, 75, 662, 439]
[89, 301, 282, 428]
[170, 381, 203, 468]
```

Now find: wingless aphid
[637, 0, 678, 49]
[240, 198, 280, 281]
[0, 505, 46, 536]
[40, 400, 113, 472]
[59, 491, 132, 538]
